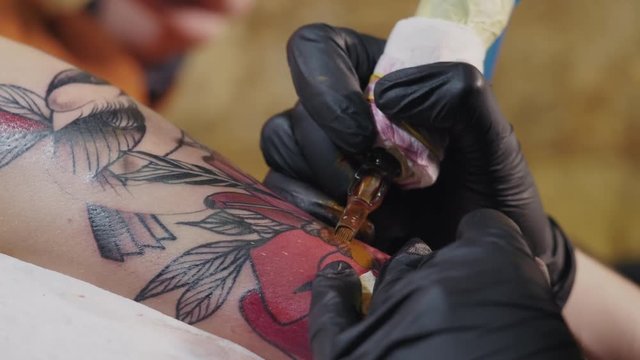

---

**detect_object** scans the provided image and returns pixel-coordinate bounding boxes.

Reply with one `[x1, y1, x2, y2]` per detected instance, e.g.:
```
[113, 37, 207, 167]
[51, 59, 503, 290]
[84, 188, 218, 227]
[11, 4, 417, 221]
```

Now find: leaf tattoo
[119, 151, 243, 187]
[179, 209, 293, 239]
[137, 240, 251, 300]
[137, 199, 298, 324]
[176, 257, 245, 324]
[135, 240, 261, 324]
[0, 84, 51, 122]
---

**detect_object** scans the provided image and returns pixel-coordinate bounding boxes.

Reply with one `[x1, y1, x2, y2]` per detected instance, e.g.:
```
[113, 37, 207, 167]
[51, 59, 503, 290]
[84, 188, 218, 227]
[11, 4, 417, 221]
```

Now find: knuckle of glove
[260, 113, 296, 170]
[312, 261, 361, 312]
[320, 94, 375, 154]
[287, 23, 338, 52]
[457, 209, 533, 258]
[442, 62, 487, 106]
[374, 62, 488, 128]
[430, 62, 488, 128]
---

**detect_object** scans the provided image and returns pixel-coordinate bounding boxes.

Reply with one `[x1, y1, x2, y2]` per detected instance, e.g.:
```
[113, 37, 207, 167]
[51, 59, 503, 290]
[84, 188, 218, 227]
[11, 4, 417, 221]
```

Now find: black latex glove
[310, 209, 582, 360]
[260, 24, 575, 306]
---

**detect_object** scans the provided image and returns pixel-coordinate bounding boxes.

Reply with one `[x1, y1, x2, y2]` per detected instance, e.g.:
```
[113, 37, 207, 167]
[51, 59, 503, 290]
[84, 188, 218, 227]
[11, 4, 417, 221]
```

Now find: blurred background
[2, 0, 639, 265]
[164, 0, 640, 264]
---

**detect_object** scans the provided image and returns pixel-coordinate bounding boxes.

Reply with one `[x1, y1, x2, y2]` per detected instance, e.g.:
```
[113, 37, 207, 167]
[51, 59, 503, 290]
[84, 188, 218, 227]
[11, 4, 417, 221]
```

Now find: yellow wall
[163, 0, 640, 263]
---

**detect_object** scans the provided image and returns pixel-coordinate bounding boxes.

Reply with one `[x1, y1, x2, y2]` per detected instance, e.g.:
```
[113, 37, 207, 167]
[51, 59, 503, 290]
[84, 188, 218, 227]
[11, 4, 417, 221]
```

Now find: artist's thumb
[455, 209, 533, 257]
[310, 261, 363, 359]
[373, 62, 490, 131]
[373, 62, 522, 181]
[370, 238, 432, 300]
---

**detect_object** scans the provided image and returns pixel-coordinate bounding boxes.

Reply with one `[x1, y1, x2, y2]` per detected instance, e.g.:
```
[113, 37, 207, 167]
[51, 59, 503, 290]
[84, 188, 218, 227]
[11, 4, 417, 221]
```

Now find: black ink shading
[117, 151, 236, 186]
[87, 203, 176, 262]
[135, 204, 296, 324]
[0, 84, 50, 122]
[0, 69, 146, 178]
[135, 239, 260, 324]
[178, 209, 293, 239]
[0, 70, 321, 340]
[53, 105, 145, 176]
[47, 70, 146, 178]
[117, 151, 270, 195]
[0, 84, 52, 168]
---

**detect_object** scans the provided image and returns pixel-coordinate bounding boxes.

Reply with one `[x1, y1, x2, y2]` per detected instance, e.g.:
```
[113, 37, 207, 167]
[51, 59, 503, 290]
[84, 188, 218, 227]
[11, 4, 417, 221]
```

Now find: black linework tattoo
[136, 239, 260, 324]
[87, 204, 176, 262]
[135, 203, 298, 324]
[119, 144, 349, 358]
[118, 151, 238, 186]
[0, 85, 51, 168]
[181, 134, 214, 154]
[0, 69, 157, 259]
[161, 130, 187, 158]
[136, 188, 324, 330]
[0, 69, 353, 359]
[117, 151, 270, 195]
[179, 209, 294, 239]
[48, 70, 145, 178]
[0, 69, 145, 178]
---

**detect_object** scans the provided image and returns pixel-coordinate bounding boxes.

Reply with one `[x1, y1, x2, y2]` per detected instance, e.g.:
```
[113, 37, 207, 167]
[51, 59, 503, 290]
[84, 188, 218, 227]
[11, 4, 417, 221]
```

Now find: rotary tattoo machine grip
[333, 149, 400, 270]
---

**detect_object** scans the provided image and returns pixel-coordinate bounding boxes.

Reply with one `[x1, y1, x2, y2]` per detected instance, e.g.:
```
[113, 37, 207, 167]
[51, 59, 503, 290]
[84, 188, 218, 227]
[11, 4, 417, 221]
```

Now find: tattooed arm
[0, 37, 386, 360]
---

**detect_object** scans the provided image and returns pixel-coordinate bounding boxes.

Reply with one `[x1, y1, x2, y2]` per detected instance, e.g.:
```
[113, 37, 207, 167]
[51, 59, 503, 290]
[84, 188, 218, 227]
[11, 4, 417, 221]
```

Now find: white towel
[0, 254, 261, 360]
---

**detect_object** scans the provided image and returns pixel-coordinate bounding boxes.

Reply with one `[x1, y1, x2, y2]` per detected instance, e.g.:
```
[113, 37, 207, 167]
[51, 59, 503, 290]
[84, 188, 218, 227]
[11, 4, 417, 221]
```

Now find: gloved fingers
[439, 209, 580, 355]
[375, 62, 547, 259]
[374, 62, 517, 160]
[289, 102, 355, 200]
[261, 105, 354, 200]
[371, 238, 432, 303]
[263, 170, 343, 226]
[260, 109, 315, 181]
[310, 261, 363, 360]
[374, 62, 488, 129]
[287, 23, 385, 155]
[455, 209, 534, 258]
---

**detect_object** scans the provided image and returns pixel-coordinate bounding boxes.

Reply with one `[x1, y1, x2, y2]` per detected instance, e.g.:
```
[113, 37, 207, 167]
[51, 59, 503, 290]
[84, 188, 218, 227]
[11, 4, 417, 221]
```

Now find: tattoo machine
[334, 0, 516, 268]
[334, 149, 400, 269]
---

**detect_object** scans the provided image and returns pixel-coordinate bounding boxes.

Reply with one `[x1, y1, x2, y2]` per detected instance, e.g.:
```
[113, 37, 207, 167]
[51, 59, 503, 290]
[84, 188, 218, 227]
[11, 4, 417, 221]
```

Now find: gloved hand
[260, 24, 575, 306]
[310, 209, 582, 360]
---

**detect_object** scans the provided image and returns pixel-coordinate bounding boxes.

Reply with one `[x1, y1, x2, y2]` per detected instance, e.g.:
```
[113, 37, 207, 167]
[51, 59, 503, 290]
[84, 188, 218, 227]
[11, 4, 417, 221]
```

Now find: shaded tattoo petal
[53, 104, 145, 177]
[87, 204, 176, 262]
[177, 260, 245, 324]
[179, 209, 294, 239]
[0, 84, 51, 123]
[0, 116, 49, 168]
[0, 85, 52, 169]
[135, 240, 257, 302]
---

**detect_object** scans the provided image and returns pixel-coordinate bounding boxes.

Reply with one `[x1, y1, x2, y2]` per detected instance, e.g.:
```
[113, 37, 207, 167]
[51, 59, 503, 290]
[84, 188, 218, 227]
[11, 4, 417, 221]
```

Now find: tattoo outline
[0, 69, 386, 360]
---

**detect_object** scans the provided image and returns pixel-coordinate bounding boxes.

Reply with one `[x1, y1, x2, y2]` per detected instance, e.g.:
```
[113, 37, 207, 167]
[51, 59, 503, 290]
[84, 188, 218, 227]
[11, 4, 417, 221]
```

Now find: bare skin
[0, 37, 386, 360]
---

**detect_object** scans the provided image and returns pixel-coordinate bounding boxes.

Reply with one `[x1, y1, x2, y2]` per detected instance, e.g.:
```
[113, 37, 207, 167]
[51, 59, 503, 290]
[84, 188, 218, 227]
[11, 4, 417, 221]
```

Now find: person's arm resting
[0, 37, 383, 360]
[564, 250, 640, 360]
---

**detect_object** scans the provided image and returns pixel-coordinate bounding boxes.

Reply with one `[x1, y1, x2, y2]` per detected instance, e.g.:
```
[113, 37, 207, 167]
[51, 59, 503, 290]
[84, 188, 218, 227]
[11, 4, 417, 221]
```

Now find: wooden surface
[162, 0, 640, 262]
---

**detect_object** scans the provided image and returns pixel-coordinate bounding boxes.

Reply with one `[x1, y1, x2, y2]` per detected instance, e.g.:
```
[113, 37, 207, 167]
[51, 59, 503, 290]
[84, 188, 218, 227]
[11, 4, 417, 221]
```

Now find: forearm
[563, 249, 640, 359]
[0, 37, 382, 359]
